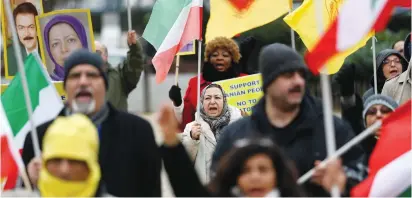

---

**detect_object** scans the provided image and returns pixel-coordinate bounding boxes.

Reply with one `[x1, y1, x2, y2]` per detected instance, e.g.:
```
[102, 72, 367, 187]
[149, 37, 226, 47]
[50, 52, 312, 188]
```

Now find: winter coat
[382, 68, 411, 105]
[21, 103, 161, 197]
[211, 93, 368, 197]
[182, 106, 242, 184]
[174, 62, 247, 128]
[340, 49, 408, 159]
[106, 43, 144, 111]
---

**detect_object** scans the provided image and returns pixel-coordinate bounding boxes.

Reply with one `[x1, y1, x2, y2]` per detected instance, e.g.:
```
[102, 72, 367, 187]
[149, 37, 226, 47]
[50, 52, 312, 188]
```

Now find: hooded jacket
[211, 94, 367, 197]
[363, 49, 408, 98]
[22, 103, 161, 197]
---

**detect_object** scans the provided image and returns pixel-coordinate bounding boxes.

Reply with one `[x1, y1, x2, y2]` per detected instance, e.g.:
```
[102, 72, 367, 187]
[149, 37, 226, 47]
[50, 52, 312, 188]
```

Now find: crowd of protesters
[2, 28, 411, 197]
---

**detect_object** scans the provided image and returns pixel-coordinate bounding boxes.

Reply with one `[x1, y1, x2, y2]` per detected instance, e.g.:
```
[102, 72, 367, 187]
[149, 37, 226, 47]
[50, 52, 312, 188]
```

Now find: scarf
[199, 84, 231, 141]
[65, 102, 110, 127]
[202, 61, 240, 82]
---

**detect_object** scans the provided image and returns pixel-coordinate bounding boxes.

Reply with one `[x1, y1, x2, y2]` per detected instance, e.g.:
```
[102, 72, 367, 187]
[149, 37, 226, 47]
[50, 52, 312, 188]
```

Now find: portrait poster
[177, 40, 196, 56]
[36, 9, 95, 81]
[1, 0, 44, 79]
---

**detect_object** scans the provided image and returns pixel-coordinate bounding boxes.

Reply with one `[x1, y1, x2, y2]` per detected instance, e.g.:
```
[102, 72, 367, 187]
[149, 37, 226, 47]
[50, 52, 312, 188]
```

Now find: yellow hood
[38, 114, 101, 197]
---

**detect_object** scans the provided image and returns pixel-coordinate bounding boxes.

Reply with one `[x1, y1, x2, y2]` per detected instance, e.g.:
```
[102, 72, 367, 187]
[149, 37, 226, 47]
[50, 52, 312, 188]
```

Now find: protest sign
[215, 74, 263, 115]
[177, 40, 195, 56]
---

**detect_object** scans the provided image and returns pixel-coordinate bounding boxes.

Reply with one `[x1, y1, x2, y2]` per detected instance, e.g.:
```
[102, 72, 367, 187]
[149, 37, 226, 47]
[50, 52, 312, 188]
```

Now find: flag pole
[196, 40, 202, 121]
[298, 120, 382, 184]
[289, 8, 296, 50]
[127, 0, 132, 31]
[175, 55, 180, 85]
[4, 0, 41, 157]
[372, 36, 378, 94]
[314, 0, 339, 196]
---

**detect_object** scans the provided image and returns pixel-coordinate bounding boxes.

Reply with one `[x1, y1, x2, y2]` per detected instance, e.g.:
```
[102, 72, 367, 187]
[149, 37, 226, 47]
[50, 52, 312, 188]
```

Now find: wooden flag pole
[175, 55, 180, 85]
[4, 0, 41, 158]
[314, 0, 339, 196]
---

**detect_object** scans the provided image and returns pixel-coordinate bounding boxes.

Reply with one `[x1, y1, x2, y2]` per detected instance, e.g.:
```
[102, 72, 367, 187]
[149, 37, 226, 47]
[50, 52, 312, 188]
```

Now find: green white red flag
[351, 100, 411, 197]
[143, 0, 203, 83]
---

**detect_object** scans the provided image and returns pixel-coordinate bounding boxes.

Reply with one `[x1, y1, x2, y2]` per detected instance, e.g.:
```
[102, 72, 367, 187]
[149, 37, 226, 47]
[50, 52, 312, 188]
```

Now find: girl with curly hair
[168, 37, 248, 129]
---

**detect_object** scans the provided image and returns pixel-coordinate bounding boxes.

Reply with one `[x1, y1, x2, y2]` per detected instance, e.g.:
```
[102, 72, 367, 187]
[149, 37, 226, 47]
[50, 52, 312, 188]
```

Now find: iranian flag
[1, 53, 63, 152]
[143, 0, 203, 83]
[351, 100, 411, 197]
[0, 100, 24, 191]
[305, 0, 411, 74]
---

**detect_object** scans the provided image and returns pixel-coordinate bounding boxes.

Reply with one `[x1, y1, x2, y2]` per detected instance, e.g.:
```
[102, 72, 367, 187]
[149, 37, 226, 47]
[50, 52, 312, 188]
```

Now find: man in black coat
[22, 49, 161, 197]
[211, 43, 367, 196]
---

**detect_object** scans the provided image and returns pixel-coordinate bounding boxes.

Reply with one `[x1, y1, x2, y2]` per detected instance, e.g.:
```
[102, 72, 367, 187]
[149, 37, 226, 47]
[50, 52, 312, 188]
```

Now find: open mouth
[214, 64, 225, 70]
[247, 188, 267, 196]
[209, 107, 218, 111]
[390, 70, 399, 76]
[75, 91, 92, 102]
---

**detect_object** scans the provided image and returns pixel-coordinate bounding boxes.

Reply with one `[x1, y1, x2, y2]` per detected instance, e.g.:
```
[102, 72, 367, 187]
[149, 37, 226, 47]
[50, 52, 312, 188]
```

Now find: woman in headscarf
[181, 84, 242, 184]
[157, 106, 304, 197]
[169, 37, 248, 129]
[44, 15, 88, 81]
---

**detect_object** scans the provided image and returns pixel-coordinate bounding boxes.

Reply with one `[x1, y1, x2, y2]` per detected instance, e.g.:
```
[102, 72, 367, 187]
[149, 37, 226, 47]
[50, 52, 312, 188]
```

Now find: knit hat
[362, 94, 398, 123]
[259, 43, 308, 92]
[63, 49, 108, 89]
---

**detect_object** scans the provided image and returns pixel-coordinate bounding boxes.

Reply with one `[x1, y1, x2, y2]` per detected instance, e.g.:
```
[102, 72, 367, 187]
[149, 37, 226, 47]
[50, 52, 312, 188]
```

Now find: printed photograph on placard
[1, 0, 43, 79]
[36, 9, 95, 81]
[177, 40, 196, 56]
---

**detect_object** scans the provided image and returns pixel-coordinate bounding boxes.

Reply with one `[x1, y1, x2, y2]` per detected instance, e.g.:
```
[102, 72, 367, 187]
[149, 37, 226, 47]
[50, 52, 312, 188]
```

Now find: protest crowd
[0, 0, 411, 197]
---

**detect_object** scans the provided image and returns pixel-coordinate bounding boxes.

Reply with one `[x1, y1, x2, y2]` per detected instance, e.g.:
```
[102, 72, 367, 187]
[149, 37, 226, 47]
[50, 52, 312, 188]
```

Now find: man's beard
[72, 99, 96, 115]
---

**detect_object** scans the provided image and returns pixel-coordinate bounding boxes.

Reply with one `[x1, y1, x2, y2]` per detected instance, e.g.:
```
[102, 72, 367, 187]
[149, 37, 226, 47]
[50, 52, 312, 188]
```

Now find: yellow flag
[206, 0, 291, 43]
[284, 0, 373, 74]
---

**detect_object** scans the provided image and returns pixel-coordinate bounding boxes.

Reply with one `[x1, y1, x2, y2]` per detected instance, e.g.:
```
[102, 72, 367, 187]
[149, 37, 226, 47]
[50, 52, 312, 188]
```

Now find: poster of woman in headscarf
[1, 0, 43, 79]
[36, 9, 95, 81]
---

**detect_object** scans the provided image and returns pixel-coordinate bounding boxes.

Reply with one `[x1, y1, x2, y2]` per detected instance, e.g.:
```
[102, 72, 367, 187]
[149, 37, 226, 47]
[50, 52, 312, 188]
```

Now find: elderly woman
[181, 84, 242, 184]
[44, 15, 89, 81]
[169, 37, 248, 128]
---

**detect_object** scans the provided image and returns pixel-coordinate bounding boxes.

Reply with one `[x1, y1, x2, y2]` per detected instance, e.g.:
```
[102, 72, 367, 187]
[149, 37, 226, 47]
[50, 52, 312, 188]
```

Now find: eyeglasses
[383, 59, 401, 65]
[366, 106, 393, 116]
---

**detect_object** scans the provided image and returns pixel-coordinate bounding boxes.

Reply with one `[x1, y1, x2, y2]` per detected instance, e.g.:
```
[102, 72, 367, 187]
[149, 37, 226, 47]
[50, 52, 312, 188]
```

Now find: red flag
[351, 100, 411, 197]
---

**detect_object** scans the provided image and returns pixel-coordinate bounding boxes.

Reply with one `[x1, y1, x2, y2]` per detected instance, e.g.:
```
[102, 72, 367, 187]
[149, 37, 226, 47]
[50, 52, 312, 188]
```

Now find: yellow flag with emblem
[284, 0, 373, 74]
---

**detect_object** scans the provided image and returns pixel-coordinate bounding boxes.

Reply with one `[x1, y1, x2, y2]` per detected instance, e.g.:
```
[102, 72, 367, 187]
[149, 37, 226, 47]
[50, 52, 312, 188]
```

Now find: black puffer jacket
[211, 94, 367, 197]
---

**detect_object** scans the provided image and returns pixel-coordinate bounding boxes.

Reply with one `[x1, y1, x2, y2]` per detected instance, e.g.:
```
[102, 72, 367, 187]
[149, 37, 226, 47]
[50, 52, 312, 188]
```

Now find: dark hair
[13, 2, 38, 22]
[209, 138, 305, 197]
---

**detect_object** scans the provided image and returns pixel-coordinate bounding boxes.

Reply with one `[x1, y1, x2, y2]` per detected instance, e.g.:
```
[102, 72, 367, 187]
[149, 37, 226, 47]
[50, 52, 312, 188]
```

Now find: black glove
[169, 85, 182, 106]
[239, 36, 257, 56]
[334, 63, 355, 97]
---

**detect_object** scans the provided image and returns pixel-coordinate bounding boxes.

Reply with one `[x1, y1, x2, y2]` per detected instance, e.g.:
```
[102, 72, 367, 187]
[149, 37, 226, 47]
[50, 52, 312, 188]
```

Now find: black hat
[259, 43, 308, 92]
[63, 49, 108, 89]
